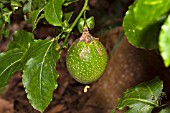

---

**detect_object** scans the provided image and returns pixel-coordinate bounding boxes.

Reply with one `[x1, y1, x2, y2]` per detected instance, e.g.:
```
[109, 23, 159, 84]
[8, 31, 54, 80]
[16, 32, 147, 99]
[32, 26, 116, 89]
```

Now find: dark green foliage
[123, 0, 170, 67]
[22, 40, 59, 112]
[0, 0, 92, 112]
[116, 77, 163, 113]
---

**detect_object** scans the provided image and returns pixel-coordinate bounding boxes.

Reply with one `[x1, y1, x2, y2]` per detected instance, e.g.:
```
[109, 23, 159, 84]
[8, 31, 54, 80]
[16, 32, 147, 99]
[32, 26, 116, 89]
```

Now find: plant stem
[83, 11, 87, 21]
[83, 10, 88, 28]
[70, 0, 88, 32]
[56, 0, 89, 52]
[63, 0, 89, 46]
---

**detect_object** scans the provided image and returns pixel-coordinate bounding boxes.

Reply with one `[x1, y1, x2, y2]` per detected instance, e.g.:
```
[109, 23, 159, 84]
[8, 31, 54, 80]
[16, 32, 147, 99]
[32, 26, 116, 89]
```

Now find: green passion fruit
[66, 28, 107, 84]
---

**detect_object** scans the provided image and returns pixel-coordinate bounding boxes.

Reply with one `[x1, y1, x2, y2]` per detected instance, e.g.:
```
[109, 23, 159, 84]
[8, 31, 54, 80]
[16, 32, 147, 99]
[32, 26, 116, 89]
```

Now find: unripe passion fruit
[66, 29, 107, 84]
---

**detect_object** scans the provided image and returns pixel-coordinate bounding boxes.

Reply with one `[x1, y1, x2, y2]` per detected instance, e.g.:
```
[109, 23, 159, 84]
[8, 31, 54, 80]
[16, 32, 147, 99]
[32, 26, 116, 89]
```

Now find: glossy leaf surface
[134, 0, 170, 29]
[86, 16, 95, 30]
[77, 18, 85, 33]
[44, 0, 64, 26]
[0, 49, 23, 86]
[117, 77, 163, 113]
[8, 30, 34, 50]
[0, 30, 34, 87]
[22, 40, 59, 112]
[123, 0, 169, 49]
[159, 15, 170, 67]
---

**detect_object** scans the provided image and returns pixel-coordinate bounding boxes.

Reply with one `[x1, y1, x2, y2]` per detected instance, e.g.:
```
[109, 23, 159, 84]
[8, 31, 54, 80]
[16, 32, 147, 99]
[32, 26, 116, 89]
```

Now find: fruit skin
[66, 35, 107, 84]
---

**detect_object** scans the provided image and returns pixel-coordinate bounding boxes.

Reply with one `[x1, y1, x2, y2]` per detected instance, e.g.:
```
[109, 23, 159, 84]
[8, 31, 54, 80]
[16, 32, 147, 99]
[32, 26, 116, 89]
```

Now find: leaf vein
[39, 40, 54, 102]
[0, 59, 21, 77]
[144, 83, 154, 95]
[52, 0, 60, 24]
[0, 52, 23, 62]
[125, 98, 157, 106]
[26, 41, 51, 60]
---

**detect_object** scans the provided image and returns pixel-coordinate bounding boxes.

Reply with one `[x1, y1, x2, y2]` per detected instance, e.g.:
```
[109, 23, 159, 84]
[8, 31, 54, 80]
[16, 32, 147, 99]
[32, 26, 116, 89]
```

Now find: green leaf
[11, 1, 22, 11]
[159, 15, 170, 67]
[31, 0, 47, 9]
[8, 30, 34, 50]
[134, 0, 170, 30]
[123, 3, 165, 49]
[63, 11, 73, 22]
[63, 0, 78, 6]
[86, 16, 95, 30]
[0, 12, 5, 27]
[33, 14, 45, 31]
[0, 30, 33, 87]
[23, 1, 31, 14]
[0, 3, 4, 8]
[117, 77, 163, 113]
[0, 7, 12, 37]
[22, 39, 60, 112]
[2, 8, 12, 23]
[17, 0, 26, 3]
[0, 0, 9, 4]
[111, 109, 116, 113]
[44, 0, 64, 26]
[62, 20, 70, 32]
[160, 106, 170, 113]
[77, 18, 85, 33]
[23, 0, 46, 13]
[4, 29, 9, 37]
[27, 8, 44, 31]
[0, 86, 6, 95]
[0, 49, 24, 87]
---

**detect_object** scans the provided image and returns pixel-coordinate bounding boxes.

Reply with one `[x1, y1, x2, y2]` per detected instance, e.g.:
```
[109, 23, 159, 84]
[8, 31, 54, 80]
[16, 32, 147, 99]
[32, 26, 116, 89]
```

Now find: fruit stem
[83, 10, 88, 29]
[69, 0, 89, 32]
[60, 0, 89, 50]
[84, 10, 87, 22]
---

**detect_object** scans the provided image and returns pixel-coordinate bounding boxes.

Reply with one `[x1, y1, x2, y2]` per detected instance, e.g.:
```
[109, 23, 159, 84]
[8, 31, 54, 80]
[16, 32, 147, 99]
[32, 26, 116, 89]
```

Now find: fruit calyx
[79, 27, 94, 43]
[79, 27, 102, 57]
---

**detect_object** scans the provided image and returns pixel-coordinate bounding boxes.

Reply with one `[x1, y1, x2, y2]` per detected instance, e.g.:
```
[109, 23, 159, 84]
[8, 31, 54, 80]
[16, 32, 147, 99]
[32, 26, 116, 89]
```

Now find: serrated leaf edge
[23, 40, 57, 112]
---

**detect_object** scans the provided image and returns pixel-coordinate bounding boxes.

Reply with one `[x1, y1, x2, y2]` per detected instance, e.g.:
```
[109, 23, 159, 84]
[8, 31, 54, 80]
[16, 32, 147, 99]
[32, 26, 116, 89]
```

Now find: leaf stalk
[57, 0, 89, 51]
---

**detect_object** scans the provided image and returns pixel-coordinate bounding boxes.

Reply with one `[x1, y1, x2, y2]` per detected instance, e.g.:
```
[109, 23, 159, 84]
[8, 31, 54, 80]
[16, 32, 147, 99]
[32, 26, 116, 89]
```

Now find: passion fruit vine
[66, 28, 107, 84]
